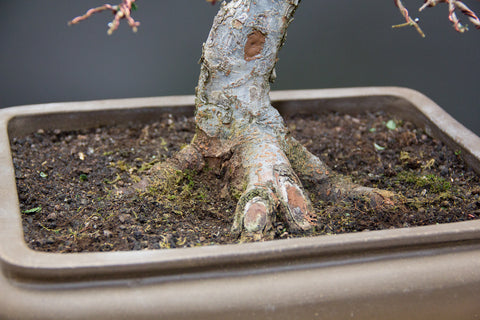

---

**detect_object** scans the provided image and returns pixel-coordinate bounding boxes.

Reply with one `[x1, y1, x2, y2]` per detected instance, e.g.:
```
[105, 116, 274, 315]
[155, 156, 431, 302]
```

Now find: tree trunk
[142, 0, 397, 237]
[194, 0, 316, 235]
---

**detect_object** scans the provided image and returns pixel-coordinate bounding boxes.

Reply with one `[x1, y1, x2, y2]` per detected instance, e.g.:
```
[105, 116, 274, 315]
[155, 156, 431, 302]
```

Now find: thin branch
[393, 0, 426, 37]
[420, 0, 480, 32]
[394, 0, 480, 35]
[69, 0, 140, 35]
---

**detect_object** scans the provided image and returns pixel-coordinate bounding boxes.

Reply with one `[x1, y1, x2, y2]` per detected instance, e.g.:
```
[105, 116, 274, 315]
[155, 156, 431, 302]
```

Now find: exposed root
[233, 187, 276, 234]
[115, 143, 205, 197]
[113, 133, 401, 240]
[229, 132, 315, 237]
[285, 136, 400, 211]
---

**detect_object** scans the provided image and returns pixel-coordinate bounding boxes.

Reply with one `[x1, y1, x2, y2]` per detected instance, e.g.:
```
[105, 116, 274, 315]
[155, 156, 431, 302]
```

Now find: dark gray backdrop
[1, 1, 479, 134]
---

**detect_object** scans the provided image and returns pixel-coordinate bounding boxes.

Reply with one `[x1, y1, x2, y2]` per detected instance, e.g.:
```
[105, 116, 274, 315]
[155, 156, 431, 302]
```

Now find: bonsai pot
[1, 87, 479, 319]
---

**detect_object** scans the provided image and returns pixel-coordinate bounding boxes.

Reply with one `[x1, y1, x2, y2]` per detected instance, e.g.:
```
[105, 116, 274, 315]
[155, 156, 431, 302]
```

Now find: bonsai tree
[69, 0, 480, 237]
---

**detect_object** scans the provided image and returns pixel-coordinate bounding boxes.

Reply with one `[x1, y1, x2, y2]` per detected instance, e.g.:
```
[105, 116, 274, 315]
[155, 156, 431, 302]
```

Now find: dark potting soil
[11, 111, 480, 252]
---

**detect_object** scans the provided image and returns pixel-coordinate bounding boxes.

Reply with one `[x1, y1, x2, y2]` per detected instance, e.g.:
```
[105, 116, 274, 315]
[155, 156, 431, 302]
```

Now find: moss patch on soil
[11, 111, 480, 252]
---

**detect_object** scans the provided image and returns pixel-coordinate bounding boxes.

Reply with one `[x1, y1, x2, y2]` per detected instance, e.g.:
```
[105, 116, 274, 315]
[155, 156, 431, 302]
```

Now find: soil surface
[11, 111, 480, 252]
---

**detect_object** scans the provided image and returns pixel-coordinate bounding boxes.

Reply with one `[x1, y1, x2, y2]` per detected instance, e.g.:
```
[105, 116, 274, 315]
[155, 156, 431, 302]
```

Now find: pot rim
[1, 86, 479, 281]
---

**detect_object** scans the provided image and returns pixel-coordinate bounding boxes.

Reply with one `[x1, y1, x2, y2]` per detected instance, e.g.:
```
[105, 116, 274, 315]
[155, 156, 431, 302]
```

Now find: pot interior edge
[276, 94, 434, 138]
[276, 94, 480, 175]
[6, 94, 419, 138]
[7, 106, 195, 139]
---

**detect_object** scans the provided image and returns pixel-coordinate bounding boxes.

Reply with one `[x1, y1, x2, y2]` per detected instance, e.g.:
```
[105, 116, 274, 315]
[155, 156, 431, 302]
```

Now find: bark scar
[244, 30, 266, 61]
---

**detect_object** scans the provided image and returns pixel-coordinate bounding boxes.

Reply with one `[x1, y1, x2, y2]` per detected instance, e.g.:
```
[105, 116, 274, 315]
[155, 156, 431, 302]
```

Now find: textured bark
[141, 0, 397, 237]
[195, 0, 295, 146]
[194, 0, 316, 235]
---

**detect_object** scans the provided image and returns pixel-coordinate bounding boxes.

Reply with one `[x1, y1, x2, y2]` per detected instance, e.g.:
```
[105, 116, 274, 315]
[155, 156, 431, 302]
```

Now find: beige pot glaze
[1, 87, 479, 319]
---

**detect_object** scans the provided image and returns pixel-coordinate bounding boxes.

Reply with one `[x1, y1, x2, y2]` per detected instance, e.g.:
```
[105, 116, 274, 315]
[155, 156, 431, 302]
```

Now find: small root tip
[282, 183, 313, 232]
[243, 198, 268, 233]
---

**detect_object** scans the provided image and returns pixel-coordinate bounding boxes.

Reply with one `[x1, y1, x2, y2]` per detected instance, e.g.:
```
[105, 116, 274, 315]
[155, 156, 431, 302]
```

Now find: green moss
[140, 167, 211, 216]
[111, 160, 131, 172]
[137, 160, 159, 173]
[397, 171, 451, 193]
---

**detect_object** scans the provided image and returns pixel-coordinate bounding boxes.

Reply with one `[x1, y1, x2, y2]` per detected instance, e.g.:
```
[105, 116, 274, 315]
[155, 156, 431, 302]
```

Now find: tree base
[121, 130, 399, 238]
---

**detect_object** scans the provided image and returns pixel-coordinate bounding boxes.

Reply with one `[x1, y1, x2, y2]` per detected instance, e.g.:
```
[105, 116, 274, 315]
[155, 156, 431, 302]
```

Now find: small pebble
[118, 214, 129, 223]
[46, 212, 57, 221]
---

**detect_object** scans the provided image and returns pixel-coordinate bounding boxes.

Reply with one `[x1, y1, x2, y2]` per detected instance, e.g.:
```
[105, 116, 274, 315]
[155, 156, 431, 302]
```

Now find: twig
[420, 0, 480, 32]
[394, 0, 480, 35]
[393, 0, 426, 37]
[69, 0, 140, 35]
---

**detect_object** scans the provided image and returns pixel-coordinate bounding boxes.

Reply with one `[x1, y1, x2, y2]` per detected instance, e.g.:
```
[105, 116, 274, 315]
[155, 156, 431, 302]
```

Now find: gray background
[1, 0, 479, 134]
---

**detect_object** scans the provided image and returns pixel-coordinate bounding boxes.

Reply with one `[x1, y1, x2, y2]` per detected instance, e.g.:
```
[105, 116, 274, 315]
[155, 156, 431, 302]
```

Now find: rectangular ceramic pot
[1, 87, 479, 319]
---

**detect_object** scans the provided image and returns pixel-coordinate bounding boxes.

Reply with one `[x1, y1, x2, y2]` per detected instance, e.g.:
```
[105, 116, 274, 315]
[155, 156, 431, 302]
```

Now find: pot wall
[1, 87, 479, 319]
